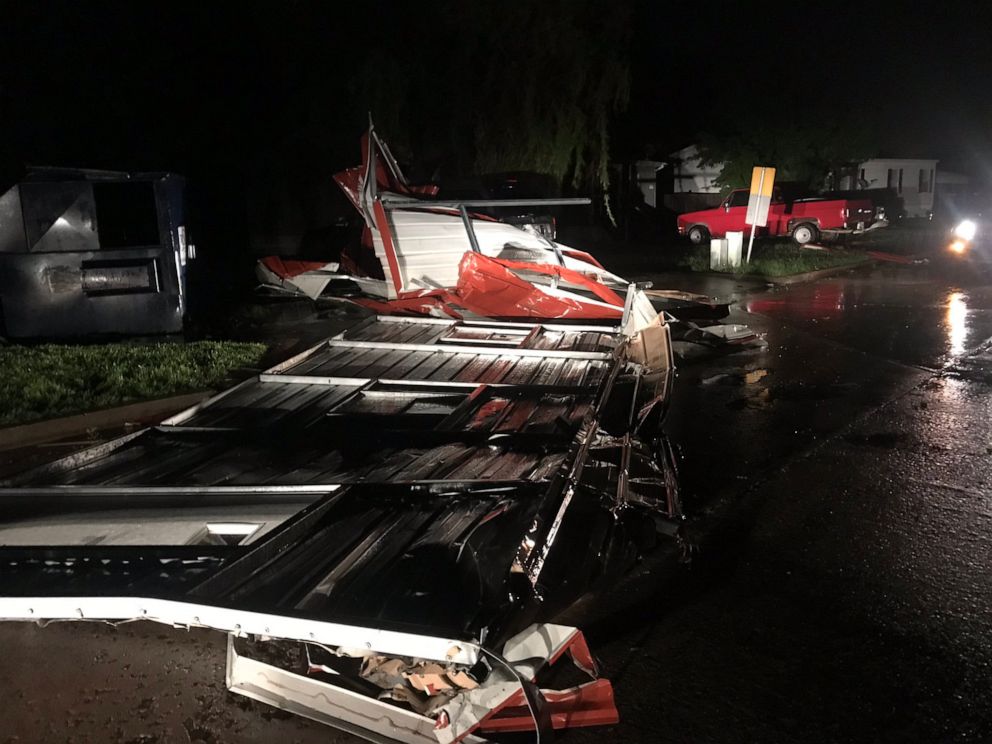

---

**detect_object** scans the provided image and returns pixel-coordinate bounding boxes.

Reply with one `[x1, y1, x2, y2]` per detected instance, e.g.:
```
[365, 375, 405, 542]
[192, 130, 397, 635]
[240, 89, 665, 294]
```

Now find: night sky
[2, 1, 990, 246]
[628, 1, 992, 168]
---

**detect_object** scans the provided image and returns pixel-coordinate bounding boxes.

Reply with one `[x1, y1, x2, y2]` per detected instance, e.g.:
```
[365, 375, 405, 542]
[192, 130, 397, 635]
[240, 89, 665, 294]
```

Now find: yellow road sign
[745, 166, 776, 227]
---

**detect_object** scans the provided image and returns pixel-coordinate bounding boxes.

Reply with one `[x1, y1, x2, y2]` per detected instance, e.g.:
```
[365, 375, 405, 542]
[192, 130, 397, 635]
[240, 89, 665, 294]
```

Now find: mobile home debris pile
[255, 124, 748, 349]
[257, 123, 637, 324]
[0, 311, 680, 741]
[0, 125, 695, 742]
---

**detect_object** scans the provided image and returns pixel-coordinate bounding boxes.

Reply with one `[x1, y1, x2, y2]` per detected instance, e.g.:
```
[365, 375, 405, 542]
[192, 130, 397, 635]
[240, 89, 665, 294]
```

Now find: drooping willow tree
[357, 0, 632, 200]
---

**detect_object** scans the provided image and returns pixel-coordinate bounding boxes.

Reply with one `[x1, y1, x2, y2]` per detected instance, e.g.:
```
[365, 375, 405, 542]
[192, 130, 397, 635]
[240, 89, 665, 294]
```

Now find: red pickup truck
[677, 188, 879, 245]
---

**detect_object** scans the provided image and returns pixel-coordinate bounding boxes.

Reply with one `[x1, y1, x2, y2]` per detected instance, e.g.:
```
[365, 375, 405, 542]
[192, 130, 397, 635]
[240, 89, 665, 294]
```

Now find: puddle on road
[726, 388, 773, 410]
[702, 368, 771, 387]
[842, 431, 908, 449]
[745, 369, 769, 384]
[704, 367, 862, 409]
[771, 382, 858, 401]
[947, 290, 968, 358]
[725, 380, 858, 410]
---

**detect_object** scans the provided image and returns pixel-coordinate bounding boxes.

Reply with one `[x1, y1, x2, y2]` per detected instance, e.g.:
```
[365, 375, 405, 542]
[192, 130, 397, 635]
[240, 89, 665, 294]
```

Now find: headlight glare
[954, 220, 977, 241]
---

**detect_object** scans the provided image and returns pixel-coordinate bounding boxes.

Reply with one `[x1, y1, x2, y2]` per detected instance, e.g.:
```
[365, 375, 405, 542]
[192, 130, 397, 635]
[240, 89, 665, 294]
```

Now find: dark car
[437, 171, 562, 240]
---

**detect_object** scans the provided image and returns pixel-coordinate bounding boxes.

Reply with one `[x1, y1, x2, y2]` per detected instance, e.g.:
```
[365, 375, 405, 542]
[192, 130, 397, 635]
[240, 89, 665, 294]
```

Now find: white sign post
[744, 166, 776, 263]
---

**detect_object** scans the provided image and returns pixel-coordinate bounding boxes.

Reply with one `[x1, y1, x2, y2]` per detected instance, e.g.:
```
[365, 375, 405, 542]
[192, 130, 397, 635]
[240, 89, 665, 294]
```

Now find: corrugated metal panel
[370, 209, 626, 298]
[371, 210, 553, 297]
[9, 428, 569, 488]
[270, 317, 615, 387]
[340, 316, 619, 351]
[4, 317, 613, 490]
[0, 313, 679, 648]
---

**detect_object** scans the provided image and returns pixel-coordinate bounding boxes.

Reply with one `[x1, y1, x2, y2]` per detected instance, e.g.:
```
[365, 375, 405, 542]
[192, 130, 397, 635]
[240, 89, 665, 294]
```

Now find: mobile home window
[919, 169, 933, 193]
[887, 169, 897, 189]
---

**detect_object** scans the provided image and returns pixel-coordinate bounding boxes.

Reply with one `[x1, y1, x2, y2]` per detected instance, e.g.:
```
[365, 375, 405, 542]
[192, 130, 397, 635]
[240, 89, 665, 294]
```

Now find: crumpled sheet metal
[366, 207, 626, 300]
[349, 251, 639, 323]
[435, 682, 523, 744]
[671, 319, 765, 350]
[333, 130, 440, 216]
[451, 252, 625, 321]
[479, 679, 618, 734]
[227, 636, 480, 744]
[432, 623, 605, 744]
[255, 256, 341, 299]
[256, 123, 669, 336]
[325, 123, 639, 323]
[227, 623, 606, 744]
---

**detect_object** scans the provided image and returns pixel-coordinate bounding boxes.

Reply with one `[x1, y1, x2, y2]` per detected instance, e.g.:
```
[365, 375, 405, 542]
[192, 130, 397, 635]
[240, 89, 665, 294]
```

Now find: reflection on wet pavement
[946, 290, 968, 358]
[570, 260, 992, 743]
[745, 266, 992, 368]
[744, 368, 768, 384]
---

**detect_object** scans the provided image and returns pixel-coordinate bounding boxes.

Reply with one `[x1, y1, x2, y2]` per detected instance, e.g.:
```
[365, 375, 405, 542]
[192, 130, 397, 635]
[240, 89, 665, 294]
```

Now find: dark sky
[0, 3, 365, 176]
[627, 0, 992, 169]
[2, 1, 991, 186]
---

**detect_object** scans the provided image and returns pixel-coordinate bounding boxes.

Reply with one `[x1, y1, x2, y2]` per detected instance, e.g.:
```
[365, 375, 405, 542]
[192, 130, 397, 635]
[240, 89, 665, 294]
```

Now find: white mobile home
[634, 146, 724, 213]
[857, 158, 938, 218]
[666, 145, 723, 194]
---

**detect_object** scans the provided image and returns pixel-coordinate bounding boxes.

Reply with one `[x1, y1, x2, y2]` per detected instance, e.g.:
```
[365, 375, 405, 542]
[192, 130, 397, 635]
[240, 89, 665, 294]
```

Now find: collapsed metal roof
[0, 311, 681, 740]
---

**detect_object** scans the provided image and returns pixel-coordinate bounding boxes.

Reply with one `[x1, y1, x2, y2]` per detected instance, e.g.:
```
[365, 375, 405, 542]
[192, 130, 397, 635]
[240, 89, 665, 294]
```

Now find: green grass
[0, 341, 267, 427]
[677, 240, 870, 277]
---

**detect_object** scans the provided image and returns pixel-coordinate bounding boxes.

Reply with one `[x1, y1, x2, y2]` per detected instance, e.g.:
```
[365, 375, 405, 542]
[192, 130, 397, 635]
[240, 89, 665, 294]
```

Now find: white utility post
[744, 166, 776, 263]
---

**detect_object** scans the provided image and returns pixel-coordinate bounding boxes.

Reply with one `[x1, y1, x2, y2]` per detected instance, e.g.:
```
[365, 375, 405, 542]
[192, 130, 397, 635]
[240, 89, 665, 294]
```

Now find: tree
[696, 113, 878, 193]
[355, 0, 632, 196]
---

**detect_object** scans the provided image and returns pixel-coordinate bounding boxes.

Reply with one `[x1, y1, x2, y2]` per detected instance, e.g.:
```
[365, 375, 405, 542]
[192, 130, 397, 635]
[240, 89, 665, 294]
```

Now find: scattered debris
[257, 123, 651, 328]
[255, 257, 341, 299]
[866, 250, 923, 265]
[677, 320, 763, 347]
[643, 289, 731, 321]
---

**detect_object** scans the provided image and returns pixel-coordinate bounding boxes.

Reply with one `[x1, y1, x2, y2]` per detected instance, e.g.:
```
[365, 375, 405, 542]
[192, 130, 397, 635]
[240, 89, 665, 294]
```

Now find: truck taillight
[843, 207, 849, 219]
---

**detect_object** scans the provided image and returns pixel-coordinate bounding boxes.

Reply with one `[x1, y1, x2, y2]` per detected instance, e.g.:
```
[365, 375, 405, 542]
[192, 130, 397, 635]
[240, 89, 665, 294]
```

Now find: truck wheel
[687, 225, 709, 245]
[792, 223, 819, 245]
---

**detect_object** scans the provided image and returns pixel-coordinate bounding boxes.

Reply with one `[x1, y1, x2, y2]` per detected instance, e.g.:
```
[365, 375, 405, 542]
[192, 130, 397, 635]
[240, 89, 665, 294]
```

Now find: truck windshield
[728, 191, 750, 208]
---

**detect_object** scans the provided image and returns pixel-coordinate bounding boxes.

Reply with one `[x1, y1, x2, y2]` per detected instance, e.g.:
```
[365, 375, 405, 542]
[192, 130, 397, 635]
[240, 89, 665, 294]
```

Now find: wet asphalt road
[7, 256, 992, 743]
[565, 261, 992, 743]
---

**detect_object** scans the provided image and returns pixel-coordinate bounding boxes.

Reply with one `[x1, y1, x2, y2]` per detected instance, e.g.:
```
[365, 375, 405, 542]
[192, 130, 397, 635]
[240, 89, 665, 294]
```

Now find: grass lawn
[0, 341, 266, 427]
[678, 240, 871, 277]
